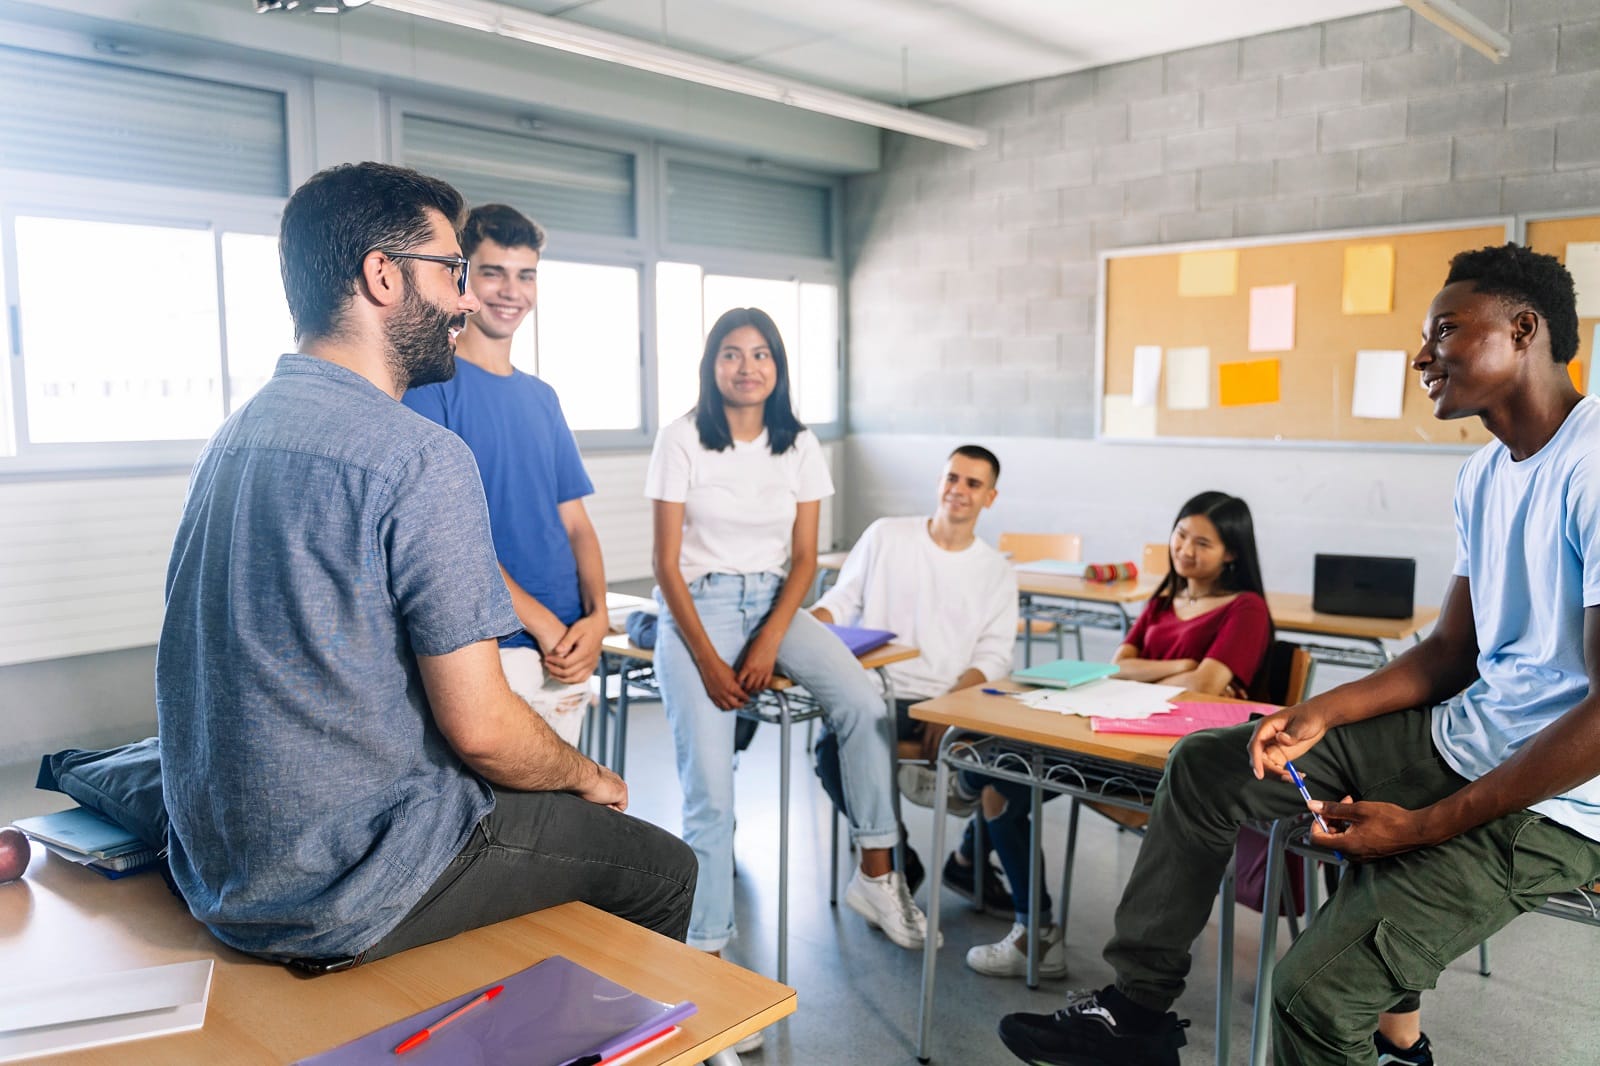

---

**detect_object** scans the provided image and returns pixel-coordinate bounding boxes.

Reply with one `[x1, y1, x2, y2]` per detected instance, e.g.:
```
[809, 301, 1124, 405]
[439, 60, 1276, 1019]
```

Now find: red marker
[393, 984, 504, 1055]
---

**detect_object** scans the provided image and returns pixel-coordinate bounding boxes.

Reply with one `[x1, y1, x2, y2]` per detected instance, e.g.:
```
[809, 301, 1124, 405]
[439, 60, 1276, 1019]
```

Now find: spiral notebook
[294, 955, 696, 1066]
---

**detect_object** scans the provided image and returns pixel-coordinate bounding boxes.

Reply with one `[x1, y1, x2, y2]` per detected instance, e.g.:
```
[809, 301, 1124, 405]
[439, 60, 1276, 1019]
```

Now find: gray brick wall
[844, 1, 1600, 436]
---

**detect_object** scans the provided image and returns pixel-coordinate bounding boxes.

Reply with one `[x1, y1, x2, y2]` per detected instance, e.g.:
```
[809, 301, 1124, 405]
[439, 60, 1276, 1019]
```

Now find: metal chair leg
[1478, 938, 1491, 976]
[830, 807, 840, 907]
[1248, 819, 1294, 1066]
[916, 730, 959, 1063]
[1059, 799, 1081, 942]
[1216, 856, 1236, 1066]
[776, 693, 791, 987]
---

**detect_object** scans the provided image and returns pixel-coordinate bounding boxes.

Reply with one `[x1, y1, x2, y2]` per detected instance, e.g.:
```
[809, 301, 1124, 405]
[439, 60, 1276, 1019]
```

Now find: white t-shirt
[814, 515, 1018, 701]
[644, 415, 833, 584]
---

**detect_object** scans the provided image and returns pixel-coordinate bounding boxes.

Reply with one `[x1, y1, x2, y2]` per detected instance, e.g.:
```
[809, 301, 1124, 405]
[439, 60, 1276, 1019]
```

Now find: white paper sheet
[1351, 349, 1407, 420]
[1131, 346, 1162, 407]
[1015, 679, 1185, 719]
[1567, 242, 1600, 318]
[0, 959, 213, 1064]
[1164, 347, 1210, 410]
[1102, 395, 1157, 438]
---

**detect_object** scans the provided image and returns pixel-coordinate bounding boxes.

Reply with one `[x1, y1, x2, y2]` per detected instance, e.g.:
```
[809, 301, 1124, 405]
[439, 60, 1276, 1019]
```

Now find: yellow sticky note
[1570, 358, 1586, 393]
[1177, 250, 1238, 297]
[1343, 244, 1395, 315]
[1218, 359, 1280, 406]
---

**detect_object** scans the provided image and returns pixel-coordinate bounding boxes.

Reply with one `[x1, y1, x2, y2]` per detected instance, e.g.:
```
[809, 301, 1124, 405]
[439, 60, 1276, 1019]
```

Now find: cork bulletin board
[1099, 219, 1511, 448]
[1521, 212, 1600, 392]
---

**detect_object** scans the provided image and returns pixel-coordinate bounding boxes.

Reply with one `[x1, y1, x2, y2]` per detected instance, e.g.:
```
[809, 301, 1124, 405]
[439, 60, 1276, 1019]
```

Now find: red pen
[393, 984, 504, 1055]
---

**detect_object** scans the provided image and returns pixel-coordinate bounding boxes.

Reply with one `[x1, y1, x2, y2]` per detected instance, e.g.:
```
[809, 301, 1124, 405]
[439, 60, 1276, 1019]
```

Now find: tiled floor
[6, 628, 1600, 1064]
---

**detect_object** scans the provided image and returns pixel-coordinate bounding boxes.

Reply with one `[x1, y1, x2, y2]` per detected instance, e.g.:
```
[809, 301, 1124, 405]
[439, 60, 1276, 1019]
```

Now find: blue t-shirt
[1434, 396, 1600, 842]
[404, 360, 595, 649]
[156, 354, 522, 959]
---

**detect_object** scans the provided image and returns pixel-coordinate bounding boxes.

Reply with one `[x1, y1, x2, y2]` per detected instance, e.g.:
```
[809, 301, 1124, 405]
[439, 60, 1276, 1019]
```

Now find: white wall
[846, 432, 1462, 600]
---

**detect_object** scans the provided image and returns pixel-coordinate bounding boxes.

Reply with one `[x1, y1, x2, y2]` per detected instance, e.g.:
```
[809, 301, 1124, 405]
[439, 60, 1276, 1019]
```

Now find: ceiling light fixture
[350, 0, 987, 149]
[1400, 0, 1509, 62]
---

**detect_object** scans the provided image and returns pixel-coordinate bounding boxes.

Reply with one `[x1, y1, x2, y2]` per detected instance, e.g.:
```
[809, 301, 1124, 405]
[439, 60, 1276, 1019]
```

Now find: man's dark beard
[386, 284, 465, 392]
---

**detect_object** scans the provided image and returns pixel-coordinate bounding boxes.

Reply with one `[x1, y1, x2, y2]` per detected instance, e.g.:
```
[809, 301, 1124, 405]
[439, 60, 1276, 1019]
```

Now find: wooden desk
[1265, 592, 1440, 684]
[0, 846, 793, 1065]
[910, 682, 1244, 1066]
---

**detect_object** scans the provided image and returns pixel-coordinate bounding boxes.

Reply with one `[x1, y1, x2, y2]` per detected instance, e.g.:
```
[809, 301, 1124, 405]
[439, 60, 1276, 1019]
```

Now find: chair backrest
[1141, 541, 1171, 578]
[999, 532, 1082, 564]
[1249, 640, 1313, 706]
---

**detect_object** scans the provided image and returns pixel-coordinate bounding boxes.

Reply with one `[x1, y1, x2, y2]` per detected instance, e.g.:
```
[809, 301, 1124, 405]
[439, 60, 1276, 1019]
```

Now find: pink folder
[1090, 700, 1275, 737]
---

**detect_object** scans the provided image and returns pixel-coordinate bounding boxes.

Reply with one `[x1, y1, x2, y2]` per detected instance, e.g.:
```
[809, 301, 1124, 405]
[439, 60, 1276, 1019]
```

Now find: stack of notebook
[12, 807, 160, 879]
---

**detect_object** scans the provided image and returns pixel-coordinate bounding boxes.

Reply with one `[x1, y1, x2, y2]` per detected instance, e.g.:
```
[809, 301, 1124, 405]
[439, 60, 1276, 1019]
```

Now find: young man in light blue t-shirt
[1000, 243, 1600, 1066]
[405, 205, 609, 746]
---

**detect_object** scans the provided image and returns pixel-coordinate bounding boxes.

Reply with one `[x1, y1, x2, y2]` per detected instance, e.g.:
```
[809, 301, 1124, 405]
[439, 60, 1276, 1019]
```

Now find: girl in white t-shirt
[646, 307, 931, 959]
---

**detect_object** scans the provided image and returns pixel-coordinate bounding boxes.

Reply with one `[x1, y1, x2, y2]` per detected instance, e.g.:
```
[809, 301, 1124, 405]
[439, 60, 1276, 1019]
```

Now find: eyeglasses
[374, 250, 471, 296]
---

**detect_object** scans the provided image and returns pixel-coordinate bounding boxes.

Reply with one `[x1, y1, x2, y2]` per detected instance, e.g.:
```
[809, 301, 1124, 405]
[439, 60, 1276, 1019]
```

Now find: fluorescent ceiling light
[361, 0, 988, 150]
[1400, 0, 1509, 62]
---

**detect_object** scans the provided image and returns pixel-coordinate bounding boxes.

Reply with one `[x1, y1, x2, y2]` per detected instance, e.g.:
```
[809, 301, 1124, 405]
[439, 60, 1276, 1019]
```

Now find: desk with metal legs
[909, 683, 1250, 1066]
[1264, 592, 1438, 691]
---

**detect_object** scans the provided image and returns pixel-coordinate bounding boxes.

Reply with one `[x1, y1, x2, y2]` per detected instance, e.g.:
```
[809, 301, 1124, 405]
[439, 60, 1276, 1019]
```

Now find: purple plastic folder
[822, 623, 896, 656]
[293, 955, 697, 1066]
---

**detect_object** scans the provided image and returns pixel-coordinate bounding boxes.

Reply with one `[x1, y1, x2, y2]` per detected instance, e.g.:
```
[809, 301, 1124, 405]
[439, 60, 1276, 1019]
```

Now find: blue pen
[1285, 760, 1342, 860]
[981, 687, 1011, 696]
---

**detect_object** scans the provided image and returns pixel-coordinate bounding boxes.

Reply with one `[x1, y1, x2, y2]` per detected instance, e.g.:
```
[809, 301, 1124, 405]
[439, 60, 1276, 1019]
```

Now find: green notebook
[1010, 659, 1121, 690]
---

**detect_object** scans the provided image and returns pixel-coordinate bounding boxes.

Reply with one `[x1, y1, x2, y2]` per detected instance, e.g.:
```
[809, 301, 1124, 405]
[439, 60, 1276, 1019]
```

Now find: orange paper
[1570, 359, 1586, 392]
[1218, 359, 1280, 406]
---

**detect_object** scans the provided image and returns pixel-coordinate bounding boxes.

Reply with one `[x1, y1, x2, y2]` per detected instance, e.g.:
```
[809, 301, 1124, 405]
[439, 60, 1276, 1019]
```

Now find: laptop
[1312, 554, 1417, 619]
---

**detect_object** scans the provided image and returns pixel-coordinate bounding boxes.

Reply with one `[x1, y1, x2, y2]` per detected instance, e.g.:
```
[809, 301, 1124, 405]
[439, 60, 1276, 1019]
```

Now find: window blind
[666, 161, 832, 259]
[0, 46, 288, 197]
[402, 116, 636, 239]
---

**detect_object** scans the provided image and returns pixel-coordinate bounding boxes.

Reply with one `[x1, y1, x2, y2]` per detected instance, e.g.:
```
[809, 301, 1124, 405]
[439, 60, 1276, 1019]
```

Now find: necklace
[1182, 585, 1212, 604]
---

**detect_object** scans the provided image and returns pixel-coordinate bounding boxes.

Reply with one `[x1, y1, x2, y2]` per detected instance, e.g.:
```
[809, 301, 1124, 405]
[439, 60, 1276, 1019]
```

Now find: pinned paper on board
[1177, 249, 1238, 297]
[1131, 346, 1162, 407]
[1103, 394, 1157, 438]
[1567, 242, 1600, 317]
[1351, 349, 1408, 420]
[1248, 283, 1296, 352]
[1593, 326, 1600, 396]
[1217, 359, 1280, 406]
[1164, 347, 1210, 410]
[1342, 244, 1395, 315]
[1570, 358, 1586, 393]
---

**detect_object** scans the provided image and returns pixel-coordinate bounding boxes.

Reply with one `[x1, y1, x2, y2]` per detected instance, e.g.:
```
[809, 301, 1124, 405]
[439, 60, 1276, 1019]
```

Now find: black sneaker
[1375, 1030, 1433, 1066]
[900, 843, 926, 896]
[942, 851, 1015, 913]
[998, 988, 1188, 1066]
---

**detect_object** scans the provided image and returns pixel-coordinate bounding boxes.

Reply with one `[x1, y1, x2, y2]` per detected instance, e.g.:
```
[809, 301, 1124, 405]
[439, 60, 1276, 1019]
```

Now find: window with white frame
[0, 44, 292, 468]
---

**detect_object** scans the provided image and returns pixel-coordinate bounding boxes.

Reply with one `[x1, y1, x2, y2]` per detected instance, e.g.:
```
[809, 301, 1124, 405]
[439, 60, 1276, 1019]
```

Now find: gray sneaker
[897, 764, 979, 817]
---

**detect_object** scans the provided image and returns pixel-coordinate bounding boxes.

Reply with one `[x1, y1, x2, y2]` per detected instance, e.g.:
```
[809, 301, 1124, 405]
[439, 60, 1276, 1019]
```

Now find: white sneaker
[965, 921, 1068, 979]
[844, 868, 943, 950]
[734, 1028, 764, 1053]
[897, 764, 979, 817]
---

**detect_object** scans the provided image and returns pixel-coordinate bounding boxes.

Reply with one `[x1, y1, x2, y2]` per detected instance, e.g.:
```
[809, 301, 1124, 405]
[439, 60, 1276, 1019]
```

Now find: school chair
[1233, 817, 1600, 1066]
[1001, 531, 1085, 666]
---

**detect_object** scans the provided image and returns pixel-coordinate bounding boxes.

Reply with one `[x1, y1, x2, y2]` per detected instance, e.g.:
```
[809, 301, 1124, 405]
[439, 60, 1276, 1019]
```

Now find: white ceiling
[494, 0, 1399, 104]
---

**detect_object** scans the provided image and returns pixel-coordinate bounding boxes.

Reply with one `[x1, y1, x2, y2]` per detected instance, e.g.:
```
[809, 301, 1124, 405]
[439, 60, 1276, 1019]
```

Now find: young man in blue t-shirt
[999, 243, 1600, 1066]
[404, 205, 608, 745]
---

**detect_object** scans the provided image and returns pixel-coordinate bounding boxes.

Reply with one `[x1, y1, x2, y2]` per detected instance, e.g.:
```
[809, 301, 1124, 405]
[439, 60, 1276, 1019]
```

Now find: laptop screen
[1312, 554, 1417, 619]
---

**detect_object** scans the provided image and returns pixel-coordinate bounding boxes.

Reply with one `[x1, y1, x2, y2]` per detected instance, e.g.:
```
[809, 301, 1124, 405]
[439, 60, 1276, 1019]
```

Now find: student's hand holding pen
[1248, 702, 1332, 781]
[1306, 794, 1439, 862]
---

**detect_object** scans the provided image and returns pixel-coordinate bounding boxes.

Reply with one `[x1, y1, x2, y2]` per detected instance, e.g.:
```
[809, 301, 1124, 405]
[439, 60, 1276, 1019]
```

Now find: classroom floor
[6, 627, 1600, 1064]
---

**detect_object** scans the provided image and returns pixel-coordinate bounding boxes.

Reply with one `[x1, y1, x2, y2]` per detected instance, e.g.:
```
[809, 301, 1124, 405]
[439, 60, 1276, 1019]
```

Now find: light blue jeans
[655, 572, 899, 951]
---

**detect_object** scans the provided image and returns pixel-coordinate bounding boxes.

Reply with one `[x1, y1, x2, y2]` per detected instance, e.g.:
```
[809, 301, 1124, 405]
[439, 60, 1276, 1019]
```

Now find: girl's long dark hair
[1152, 491, 1268, 608]
[693, 307, 805, 455]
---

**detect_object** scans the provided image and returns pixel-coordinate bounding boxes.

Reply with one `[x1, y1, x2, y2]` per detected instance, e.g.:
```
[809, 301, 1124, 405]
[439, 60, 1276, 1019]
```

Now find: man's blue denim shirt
[156, 354, 521, 959]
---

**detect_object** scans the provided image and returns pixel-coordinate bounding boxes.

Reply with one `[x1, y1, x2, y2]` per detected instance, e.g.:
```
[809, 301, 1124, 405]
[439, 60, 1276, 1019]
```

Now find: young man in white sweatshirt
[810, 444, 1019, 903]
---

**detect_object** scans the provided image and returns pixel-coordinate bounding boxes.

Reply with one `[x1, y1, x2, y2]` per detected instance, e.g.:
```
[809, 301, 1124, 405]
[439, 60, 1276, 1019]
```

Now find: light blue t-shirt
[404, 361, 595, 650]
[157, 355, 522, 960]
[1433, 396, 1600, 842]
